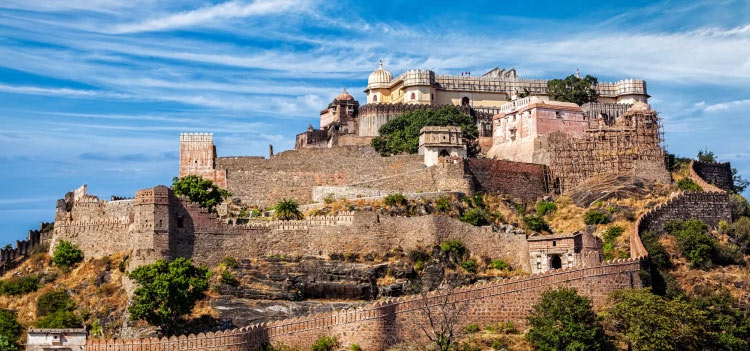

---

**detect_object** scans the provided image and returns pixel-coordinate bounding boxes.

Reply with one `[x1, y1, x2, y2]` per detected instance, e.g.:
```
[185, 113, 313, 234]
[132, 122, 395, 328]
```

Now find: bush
[718, 220, 732, 234]
[606, 288, 704, 351]
[602, 225, 624, 242]
[535, 200, 557, 216]
[729, 193, 750, 219]
[526, 287, 607, 351]
[464, 323, 480, 333]
[440, 240, 466, 257]
[220, 257, 238, 269]
[36, 289, 76, 317]
[0, 309, 21, 350]
[172, 175, 231, 212]
[461, 207, 491, 226]
[34, 310, 83, 328]
[732, 216, 750, 254]
[583, 210, 610, 225]
[311, 336, 338, 351]
[272, 199, 303, 220]
[349, 344, 361, 351]
[408, 249, 430, 264]
[220, 271, 238, 286]
[0, 274, 41, 296]
[488, 259, 508, 270]
[664, 220, 717, 269]
[52, 240, 83, 269]
[328, 252, 344, 261]
[460, 260, 477, 273]
[384, 193, 407, 207]
[677, 177, 702, 192]
[523, 215, 550, 232]
[436, 196, 451, 212]
[323, 193, 336, 204]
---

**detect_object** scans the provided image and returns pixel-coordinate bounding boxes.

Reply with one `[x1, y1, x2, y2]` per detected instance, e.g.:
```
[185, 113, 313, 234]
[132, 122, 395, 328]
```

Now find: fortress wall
[0, 225, 50, 272]
[345, 159, 472, 194]
[466, 159, 549, 204]
[171, 200, 529, 269]
[691, 160, 734, 192]
[636, 192, 732, 235]
[216, 147, 425, 207]
[86, 259, 641, 351]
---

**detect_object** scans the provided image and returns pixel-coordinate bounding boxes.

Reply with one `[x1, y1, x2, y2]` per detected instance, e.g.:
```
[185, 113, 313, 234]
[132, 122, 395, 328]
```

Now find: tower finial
[378, 60, 383, 69]
[576, 68, 580, 78]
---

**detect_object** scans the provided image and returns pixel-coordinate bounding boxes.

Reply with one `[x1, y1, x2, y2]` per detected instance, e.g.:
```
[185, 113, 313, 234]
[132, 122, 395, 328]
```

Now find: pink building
[488, 97, 588, 164]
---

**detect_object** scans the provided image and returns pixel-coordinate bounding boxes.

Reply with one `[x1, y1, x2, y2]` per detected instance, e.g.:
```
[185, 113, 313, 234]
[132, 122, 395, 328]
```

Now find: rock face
[210, 297, 362, 326]
[219, 256, 419, 301]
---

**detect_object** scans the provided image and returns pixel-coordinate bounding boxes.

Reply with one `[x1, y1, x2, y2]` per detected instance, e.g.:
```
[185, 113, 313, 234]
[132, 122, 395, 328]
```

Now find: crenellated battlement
[180, 132, 214, 142]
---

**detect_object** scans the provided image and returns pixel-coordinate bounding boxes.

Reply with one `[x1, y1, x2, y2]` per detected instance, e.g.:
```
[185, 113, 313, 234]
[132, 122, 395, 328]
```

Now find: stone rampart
[0, 223, 52, 272]
[691, 160, 734, 192]
[466, 159, 549, 204]
[85, 258, 642, 351]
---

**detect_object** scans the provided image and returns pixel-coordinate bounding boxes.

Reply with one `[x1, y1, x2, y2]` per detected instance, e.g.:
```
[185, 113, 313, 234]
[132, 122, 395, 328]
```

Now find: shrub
[606, 288, 705, 351]
[718, 220, 732, 234]
[602, 225, 624, 243]
[171, 175, 231, 212]
[220, 257, 239, 269]
[0, 274, 40, 295]
[729, 193, 750, 219]
[440, 240, 466, 256]
[311, 336, 338, 351]
[460, 260, 477, 273]
[52, 240, 83, 269]
[488, 259, 508, 270]
[384, 193, 406, 207]
[583, 210, 609, 225]
[220, 271, 238, 286]
[328, 252, 344, 261]
[323, 193, 336, 204]
[34, 310, 83, 328]
[36, 290, 76, 317]
[408, 249, 430, 264]
[436, 196, 451, 212]
[732, 216, 750, 254]
[0, 309, 21, 351]
[523, 215, 549, 232]
[464, 323, 480, 333]
[344, 252, 360, 262]
[526, 287, 607, 351]
[272, 199, 303, 220]
[491, 340, 507, 350]
[349, 344, 361, 351]
[535, 200, 557, 216]
[0, 334, 18, 351]
[461, 207, 491, 226]
[665, 220, 717, 269]
[677, 177, 702, 192]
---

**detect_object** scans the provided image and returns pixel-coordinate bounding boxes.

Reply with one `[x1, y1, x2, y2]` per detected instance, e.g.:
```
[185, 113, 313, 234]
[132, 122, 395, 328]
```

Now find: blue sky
[1, 0, 749, 243]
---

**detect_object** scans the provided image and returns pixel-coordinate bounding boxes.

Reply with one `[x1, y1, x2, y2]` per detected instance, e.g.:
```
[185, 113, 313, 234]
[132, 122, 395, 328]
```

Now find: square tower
[178, 133, 227, 188]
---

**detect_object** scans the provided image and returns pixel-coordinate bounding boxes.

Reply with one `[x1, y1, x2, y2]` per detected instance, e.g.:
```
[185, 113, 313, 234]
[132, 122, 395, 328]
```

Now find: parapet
[180, 132, 213, 142]
[134, 185, 170, 205]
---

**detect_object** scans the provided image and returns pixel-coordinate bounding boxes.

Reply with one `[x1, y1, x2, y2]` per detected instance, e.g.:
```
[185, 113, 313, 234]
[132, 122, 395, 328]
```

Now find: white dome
[367, 60, 392, 88]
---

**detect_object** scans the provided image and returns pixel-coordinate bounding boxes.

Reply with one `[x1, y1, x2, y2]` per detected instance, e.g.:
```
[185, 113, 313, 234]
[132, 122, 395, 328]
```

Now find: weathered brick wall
[636, 192, 732, 235]
[692, 160, 734, 192]
[85, 259, 642, 351]
[216, 147, 426, 207]
[466, 159, 549, 204]
[346, 159, 472, 194]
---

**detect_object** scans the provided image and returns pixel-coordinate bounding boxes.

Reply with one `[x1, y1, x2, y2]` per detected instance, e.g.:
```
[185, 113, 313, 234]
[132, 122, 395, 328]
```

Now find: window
[552, 240, 556, 247]
[461, 96, 470, 106]
[410, 92, 416, 100]
[555, 111, 562, 119]
[373, 94, 378, 102]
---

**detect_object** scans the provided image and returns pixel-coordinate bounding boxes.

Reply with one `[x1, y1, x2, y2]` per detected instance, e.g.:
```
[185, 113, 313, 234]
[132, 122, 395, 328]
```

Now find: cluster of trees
[172, 175, 231, 213]
[371, 106, 479, 157]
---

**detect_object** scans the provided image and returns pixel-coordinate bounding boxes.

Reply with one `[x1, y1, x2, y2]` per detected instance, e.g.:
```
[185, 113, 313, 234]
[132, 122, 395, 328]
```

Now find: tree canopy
[370, 106, 479, 156]
[128, 258, 211, 335]
[272, 199, 303, 220]
[546, 74, 600, 106]
[172, 175, 231, 213]
[526, 287, 607, 351]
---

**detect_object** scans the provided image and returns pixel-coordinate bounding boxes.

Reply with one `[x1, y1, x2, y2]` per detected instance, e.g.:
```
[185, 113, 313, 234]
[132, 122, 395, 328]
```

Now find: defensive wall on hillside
[0, 223, 52, 273]
[691, 160, 734, 192]
[51, 185, 530, 269]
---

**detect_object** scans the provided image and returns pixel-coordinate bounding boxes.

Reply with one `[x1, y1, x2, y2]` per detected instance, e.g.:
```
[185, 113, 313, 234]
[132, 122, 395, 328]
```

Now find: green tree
[128, 258, 211, 335]
[0, 309, 21, 351]
[171, 175, 231, 213]
[272, 199, 303, 220]
[526, 287, 607, 351]
[691, 289, 750, 351]
[676, 177, 702, 192]
[36, 289, 76, 317]
[371, 106, 479, 156]
[697, 148, 717, 163]
[664, 219, 717, 269]
[52, 240, 83, 269]
[605, 289, 705, 351]
[546, 74, 600, 106]
[583, 210, 610, 225]
[34, 310, 83, 328]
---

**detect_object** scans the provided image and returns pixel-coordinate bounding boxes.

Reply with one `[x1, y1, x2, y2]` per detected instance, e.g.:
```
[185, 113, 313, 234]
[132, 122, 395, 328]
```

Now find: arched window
[550, 255, 562, 269]
[410, 92, 416, 100]
[439, 149, 450, 157]
[461, 96, 470, 106]
[373, 94, 378, 102]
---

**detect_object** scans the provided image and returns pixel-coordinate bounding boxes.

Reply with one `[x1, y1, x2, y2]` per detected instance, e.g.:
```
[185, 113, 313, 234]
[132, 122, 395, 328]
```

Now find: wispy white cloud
[109, 0, 310, 34]
[701, 99, 750, 113]
[0, 83, 133, 99]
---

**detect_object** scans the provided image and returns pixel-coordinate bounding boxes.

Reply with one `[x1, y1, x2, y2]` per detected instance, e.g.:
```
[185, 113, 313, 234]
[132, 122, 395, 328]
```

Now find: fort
[5, 63, 741, 350]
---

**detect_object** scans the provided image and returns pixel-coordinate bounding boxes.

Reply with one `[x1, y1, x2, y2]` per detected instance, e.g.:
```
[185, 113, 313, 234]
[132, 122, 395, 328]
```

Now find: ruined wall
[466, 159, 549, 204]
[85, 258, 642, 351]
[0, 223, 51, 272]
[692, 161, 734, 192]
[635, 192, 732, 235]
[216, 147, 425, 207]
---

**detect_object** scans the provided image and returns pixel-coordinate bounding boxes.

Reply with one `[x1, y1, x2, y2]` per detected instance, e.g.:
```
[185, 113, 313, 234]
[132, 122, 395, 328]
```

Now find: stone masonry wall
[636, 192, 732, 235]
[216, 147, 425, 207]
[0, 223, 51, 273]
[466, 158, 549, 204]
[692, 160, 734, 192]
[85, 259, 642, 351]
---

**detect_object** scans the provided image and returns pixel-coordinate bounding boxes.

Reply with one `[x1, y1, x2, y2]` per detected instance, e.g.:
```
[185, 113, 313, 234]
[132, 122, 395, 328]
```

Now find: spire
[378, 60, 383, 69]
[576, 68, 580, 78]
